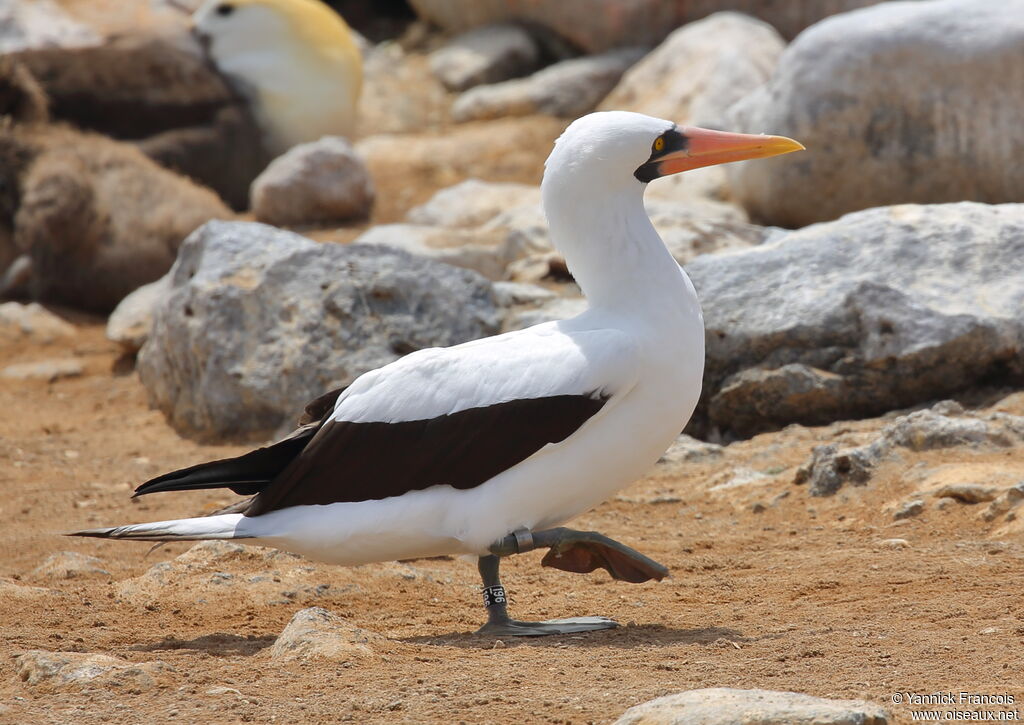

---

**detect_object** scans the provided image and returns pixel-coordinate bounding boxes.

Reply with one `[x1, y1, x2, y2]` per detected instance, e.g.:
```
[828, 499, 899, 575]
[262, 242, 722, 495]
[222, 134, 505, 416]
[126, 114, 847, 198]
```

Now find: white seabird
[73, 112, 803, 635]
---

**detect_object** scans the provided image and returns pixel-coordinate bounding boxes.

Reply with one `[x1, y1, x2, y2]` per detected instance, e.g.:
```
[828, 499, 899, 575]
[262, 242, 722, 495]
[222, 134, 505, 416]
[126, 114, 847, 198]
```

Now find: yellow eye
[654, 136, 665, 152]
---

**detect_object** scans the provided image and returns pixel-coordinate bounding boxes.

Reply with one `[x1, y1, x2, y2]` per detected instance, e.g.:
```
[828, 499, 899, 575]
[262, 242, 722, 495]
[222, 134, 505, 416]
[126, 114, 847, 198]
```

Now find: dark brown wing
[245, 394, 607, 516]
[133, 386, 348, 498]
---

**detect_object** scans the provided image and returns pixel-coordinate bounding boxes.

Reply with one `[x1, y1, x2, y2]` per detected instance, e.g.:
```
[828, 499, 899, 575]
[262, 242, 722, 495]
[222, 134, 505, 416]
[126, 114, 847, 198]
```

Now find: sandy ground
[2, 321, 1023, 725]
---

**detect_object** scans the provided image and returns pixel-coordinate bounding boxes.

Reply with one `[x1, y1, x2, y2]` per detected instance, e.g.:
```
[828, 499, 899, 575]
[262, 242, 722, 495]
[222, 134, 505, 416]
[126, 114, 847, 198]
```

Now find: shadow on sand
[129, 632, 277, 657]
[405, 624, 747, 649]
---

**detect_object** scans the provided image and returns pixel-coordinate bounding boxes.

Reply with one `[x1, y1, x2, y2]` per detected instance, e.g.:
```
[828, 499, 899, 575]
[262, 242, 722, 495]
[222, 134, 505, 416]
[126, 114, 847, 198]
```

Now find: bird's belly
[453, 371, 701, 551]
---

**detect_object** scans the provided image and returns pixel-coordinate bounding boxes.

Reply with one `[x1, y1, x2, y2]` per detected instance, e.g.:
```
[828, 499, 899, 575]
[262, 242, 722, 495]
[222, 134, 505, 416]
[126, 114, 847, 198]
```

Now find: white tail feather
[69, 513, 248, 542]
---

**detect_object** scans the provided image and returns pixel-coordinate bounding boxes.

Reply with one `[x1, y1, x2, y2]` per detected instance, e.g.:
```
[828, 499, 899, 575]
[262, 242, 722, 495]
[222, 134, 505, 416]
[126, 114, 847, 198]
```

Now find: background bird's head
[192, 0, 362, 155]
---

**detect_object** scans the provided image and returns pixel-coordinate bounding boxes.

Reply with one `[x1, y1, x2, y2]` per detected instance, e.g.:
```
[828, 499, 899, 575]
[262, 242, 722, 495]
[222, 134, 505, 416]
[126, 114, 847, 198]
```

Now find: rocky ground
[3, 322, 1023, 724]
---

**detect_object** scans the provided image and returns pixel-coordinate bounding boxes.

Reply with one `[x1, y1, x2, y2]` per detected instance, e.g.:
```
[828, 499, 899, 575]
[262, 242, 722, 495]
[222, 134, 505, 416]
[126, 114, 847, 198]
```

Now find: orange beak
[656, 126, 805, 176]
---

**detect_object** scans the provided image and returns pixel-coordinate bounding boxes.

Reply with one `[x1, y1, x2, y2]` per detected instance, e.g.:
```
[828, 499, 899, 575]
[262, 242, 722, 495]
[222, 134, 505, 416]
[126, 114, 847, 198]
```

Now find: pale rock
[353, 224, 507, 280]
[429, 24, 540, 92]
[271, 607, 383, 661]
[0, 0, 100, 54]
[882, 409, 1017, 452]
[982, 484, 1024, 522]
[709, 467, 770, 492]
[15, 650, 172, 692]
[687, 203, 1024, 438]
[658, 434, 725, 466]
[453, 48, 645, 122]
[601, 14, 784, 129]
[28, 551, 110, 581]
[475, 192, 764, 282]
[0, 301, 75, 343]
[1, 358, 83, 382]
[879, 539, 909, 550]
[505, 252, 566, 285]
[106, 274, 170, 353]
[138, 221, 499, 440]
[406, 179, 540, 228]
[503, 296, 587, 332]
[0, 578, 57, 600]
[794, 402, 1024, 496]
[251, 137, 374, 226]
[893, 499, 925, 520]
[116, 540, 334, 610]
[613, 687, 888, 725]
[482, 203, 551, 261]
[355, 117, 566, 215]
[491, 281, 557, 308]
[727, 0, 1024, 226]
[932, 484, 999, 504]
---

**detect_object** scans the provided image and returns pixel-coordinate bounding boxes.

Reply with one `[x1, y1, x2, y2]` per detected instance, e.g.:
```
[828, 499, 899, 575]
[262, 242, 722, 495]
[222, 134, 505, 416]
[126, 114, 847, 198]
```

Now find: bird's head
[543, 111, 804, 197]
[192, 0, 357, 65]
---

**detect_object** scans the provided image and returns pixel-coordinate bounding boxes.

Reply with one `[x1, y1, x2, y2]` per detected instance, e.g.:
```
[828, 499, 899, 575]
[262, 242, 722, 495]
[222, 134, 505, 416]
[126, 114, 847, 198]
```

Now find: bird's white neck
[542, 177, 699, 322]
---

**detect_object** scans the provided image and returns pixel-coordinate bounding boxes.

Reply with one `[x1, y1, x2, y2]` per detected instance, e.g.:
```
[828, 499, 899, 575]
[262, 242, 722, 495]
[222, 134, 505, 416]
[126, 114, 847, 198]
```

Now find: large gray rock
[429, 23, 540, 92]
[138, 221, 500, 440]
[614, 688, 888, 725]
[409, 1, 888, 52]
[452, 48, 645, 122]
[601, 14, 784, 129]
[688, 203, 1024, 438]
[727, 0, 1024, 227]
[250, 137, 374, 226]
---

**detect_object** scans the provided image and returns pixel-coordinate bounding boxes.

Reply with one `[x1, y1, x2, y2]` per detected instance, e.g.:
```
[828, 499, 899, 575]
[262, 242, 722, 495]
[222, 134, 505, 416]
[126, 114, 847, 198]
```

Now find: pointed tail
[68, 513, 250, 543]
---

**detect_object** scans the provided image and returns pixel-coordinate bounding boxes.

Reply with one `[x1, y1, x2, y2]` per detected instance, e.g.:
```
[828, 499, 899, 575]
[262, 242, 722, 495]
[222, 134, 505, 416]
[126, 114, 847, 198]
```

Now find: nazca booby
[191, 0, 362, 157]
[72, 112, 803, 635]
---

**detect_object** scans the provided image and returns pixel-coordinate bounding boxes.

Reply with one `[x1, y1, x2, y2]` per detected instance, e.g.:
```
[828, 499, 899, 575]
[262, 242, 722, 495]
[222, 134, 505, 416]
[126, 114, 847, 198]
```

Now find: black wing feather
[245, 394, 607, 516]
[132, 385, 348, 498]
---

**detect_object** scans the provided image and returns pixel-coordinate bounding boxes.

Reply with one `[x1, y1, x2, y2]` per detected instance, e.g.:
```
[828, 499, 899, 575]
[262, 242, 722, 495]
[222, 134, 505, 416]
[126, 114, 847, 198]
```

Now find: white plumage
[192, 0, 362, 155]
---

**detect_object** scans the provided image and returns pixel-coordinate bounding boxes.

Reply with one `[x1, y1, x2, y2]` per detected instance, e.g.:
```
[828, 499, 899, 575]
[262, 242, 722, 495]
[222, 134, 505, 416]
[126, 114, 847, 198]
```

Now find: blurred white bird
[192, 0, 362, 156]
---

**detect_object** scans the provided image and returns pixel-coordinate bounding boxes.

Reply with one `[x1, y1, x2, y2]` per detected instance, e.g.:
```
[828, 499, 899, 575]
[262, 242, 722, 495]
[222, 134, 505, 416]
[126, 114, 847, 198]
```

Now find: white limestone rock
[614, 687, 888, 725]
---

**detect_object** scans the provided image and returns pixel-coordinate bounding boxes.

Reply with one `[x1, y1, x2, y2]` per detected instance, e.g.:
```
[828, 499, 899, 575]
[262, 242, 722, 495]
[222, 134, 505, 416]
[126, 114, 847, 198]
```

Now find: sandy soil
[2, 321, 1023, 725]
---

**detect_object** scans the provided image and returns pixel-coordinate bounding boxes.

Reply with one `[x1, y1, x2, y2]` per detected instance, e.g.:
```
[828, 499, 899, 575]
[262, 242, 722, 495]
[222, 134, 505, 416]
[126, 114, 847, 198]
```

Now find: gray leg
[475, 553, 618, 637]
[475, 526, 669, 637]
